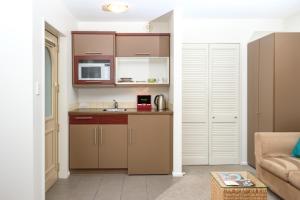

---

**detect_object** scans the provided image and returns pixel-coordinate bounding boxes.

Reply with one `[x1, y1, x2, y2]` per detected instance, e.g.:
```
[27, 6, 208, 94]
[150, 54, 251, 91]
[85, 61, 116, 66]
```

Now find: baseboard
[59, 170, 70, 179]
[240, 161, 248, 165]
[172, 171, 186, 177]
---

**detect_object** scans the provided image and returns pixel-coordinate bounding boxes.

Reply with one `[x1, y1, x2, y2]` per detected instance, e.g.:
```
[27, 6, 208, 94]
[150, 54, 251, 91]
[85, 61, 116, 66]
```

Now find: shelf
[116, 83, 169, 87]
[116, 57, 169, 86]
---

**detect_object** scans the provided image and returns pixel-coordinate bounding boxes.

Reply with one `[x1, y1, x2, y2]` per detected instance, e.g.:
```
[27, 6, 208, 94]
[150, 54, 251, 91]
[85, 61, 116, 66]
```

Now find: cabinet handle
[234, 116, 238, 119]
[75, 116, 93, 120]
[84, 81, 103, 83]
[212, 116, 215, 119]
[94, 127, 97, 145]
[135, 53, 151, 56]
[84, 52, 102, 55]
[100, 126, 103, 145]
[129, 128, 132, 145]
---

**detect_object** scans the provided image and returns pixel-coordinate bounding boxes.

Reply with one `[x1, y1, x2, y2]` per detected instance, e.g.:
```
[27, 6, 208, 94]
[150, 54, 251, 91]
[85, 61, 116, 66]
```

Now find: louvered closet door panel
[209, 44, 240, 165]
[182, 43, 209, 165]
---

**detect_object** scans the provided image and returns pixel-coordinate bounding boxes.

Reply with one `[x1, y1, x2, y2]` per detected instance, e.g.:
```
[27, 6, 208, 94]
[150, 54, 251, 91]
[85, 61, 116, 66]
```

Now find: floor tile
[121, 176, 148, 200]
[94, 174, 125, 200]
[46, 166, 282, 200]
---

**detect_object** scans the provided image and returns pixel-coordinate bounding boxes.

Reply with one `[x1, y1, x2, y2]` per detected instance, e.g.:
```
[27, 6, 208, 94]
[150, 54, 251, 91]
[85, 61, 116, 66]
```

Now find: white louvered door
[182, 44, 209, 165]
[182, 43, 240, 165]
[209, 44, 240, 164]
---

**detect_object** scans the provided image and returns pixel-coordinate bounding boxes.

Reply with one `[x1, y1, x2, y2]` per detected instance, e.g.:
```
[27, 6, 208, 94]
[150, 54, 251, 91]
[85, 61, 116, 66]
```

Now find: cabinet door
[209, 44, 240, 165]
[69, 125, 98, 169]
[247, 40, 260, 167]
[73, 33, 115, 56]
[275, 33, 300, 131]
[99, 125, 127, 168]
[116, 35, 170, 57]
[259, 34, 275, 131]
[128, 115, 172, 174]
[182, 43, 209, 165]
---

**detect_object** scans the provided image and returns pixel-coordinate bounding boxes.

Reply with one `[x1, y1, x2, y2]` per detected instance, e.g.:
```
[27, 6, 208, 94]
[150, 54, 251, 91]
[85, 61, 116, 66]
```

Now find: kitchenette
[68, 31, 173, 175]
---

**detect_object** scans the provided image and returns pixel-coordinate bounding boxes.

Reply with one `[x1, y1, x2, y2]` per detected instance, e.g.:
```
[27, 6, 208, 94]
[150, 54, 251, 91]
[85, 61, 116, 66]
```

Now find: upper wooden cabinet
[116, 33, 170, 57]
[72, 31, 115, 56]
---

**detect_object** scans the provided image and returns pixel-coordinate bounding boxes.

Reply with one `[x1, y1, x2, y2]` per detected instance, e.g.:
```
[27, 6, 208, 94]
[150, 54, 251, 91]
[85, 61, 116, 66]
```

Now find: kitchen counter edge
[69, 108, 173, 115]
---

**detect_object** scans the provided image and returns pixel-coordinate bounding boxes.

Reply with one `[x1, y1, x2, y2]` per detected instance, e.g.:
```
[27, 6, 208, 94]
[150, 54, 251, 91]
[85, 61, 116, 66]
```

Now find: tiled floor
[46, 165, 282, 200]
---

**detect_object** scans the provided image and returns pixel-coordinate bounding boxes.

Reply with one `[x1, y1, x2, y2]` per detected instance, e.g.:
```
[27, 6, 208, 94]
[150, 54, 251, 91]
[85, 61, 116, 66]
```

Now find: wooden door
[128, 115, 172, 174]
[182, 43, 209, 165]
[98, 125, 127, 168]
[258, 34, 275, 132]
[45, 30, 59, 191]
[73, 32, 115, 56]
[69, 125, 99, 169]
[274, 33, 300, 131]
[116, 34, 170, 57]
[208, 44, 240, 165]
[247, 40, 260, 167]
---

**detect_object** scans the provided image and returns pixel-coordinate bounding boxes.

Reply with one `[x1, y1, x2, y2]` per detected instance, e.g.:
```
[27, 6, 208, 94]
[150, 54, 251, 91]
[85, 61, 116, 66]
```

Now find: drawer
[69, 115, 100, 124]
[99, 115, 128, 124]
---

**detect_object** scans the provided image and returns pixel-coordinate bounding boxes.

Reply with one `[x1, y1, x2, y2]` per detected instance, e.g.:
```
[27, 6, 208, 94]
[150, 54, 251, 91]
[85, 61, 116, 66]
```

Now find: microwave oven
[73, 55, 114, 85]
[78, 62, 110, 81]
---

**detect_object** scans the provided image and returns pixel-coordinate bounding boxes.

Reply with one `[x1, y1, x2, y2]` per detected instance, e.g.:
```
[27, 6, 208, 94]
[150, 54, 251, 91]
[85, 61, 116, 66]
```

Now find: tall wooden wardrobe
[248, 33, 300, 167]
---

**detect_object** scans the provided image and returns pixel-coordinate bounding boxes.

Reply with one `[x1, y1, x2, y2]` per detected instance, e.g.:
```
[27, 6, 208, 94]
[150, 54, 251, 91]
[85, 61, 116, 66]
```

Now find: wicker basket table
[210, 171, 267, 200]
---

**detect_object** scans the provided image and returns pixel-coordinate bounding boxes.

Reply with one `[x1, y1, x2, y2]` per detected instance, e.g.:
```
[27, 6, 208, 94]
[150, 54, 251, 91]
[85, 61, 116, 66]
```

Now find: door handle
[100, 126, 103, 145]
[84, 52, 102, 55]
[94, 127, 97, 145]
[135, 53, 151, 56]
[129, 128, 132, 145]
[75, 116, 93, 120]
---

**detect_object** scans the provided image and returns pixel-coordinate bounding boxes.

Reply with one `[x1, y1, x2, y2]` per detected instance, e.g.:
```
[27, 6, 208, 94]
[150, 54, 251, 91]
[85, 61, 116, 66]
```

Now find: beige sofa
[255, 132, 300, 200]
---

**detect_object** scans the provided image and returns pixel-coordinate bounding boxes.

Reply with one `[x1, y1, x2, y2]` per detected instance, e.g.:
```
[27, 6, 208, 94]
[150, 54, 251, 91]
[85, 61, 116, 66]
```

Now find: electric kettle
[154, 94, 166, 111]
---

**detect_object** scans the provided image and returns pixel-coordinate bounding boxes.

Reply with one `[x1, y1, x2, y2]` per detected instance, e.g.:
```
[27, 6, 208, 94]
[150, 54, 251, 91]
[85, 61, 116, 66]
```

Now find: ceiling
[62, 0, 300, 21]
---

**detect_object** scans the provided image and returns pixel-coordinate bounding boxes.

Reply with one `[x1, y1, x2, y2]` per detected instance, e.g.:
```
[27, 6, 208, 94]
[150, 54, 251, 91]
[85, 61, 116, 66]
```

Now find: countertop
[69, 108, 173, 115]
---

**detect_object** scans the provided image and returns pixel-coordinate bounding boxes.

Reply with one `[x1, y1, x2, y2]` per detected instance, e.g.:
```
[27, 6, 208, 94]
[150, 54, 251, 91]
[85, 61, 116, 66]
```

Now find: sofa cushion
[289, 170, 300, 189]
[260, 156, 300, 181]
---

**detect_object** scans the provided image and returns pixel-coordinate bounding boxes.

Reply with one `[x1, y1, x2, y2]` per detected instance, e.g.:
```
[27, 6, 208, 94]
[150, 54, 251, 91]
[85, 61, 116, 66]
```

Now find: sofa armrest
[255, 132, 300, 166]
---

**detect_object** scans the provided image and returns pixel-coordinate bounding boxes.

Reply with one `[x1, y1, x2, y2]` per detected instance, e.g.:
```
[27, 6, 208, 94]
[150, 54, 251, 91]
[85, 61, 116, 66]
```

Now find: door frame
[45, 28, 59, 191]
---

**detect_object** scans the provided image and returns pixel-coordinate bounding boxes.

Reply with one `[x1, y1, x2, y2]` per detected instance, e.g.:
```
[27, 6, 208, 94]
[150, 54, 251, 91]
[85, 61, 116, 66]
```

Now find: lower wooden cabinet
[69, 124, 99, 169]
[99, 125, 127, 168]
[69, 114, 172, 174]
[128, 115, 172, 174]
[69, 123, 127, 169]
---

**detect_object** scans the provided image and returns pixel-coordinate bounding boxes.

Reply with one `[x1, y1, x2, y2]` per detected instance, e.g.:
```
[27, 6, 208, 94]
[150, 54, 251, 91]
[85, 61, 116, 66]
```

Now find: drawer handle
[75, 116, 93, 120]
[135, 53, 151, 56]
[84, 52, 102, 55]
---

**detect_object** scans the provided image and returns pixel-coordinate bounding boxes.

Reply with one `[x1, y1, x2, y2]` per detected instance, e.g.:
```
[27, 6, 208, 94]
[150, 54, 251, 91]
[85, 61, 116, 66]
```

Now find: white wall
[284, 13, 300, 31]
[33, 0, 77, 199]
[182, 18, 284, 165]
[77, 21, 149, 32]
[0, 0, 35, 199]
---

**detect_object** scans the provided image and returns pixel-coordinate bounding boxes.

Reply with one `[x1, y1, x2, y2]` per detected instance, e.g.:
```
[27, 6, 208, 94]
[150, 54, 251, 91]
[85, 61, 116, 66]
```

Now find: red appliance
[137, 95, 152, 111]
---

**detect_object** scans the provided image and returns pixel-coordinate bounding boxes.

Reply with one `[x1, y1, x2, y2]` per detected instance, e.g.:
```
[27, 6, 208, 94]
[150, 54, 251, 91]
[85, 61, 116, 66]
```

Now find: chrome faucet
[113, 99, 118, 109]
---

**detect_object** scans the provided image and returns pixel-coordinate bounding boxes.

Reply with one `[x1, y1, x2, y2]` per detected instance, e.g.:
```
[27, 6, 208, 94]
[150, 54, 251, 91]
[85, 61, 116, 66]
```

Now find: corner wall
[150, 9, 184, 176]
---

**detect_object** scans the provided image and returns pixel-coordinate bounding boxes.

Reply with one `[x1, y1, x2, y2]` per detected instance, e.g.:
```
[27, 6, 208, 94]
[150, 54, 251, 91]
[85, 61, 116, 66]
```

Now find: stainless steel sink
[102, 108, 127, 112]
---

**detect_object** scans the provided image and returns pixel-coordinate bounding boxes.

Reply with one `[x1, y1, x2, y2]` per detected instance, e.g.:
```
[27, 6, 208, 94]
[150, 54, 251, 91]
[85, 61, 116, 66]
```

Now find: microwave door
[78, 63, 101, 81]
